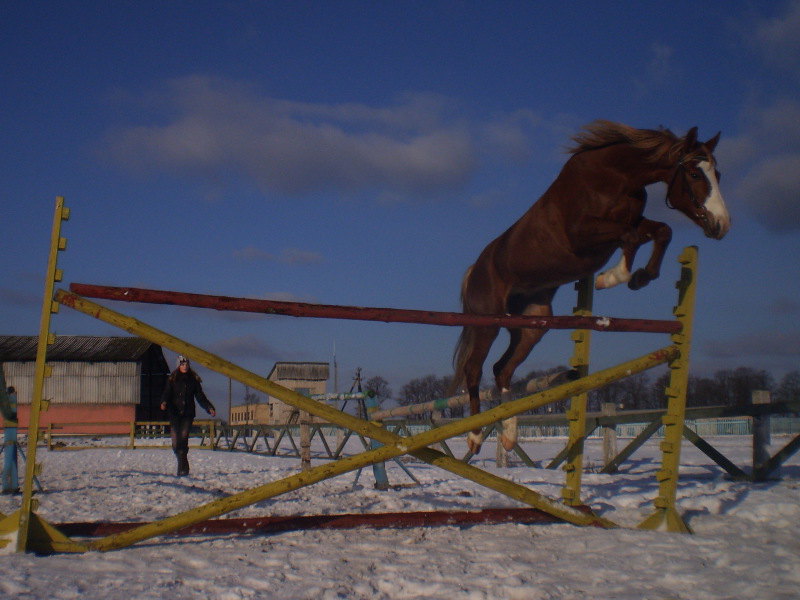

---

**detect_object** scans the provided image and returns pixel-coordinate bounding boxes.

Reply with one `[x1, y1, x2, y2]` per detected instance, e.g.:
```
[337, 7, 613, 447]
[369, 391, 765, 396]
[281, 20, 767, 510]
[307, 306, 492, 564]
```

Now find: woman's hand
[160, 402, 166, 411]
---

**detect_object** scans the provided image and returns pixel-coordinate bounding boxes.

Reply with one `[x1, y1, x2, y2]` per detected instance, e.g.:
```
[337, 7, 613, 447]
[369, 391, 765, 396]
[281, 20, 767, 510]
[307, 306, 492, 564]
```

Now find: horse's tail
[450, 265, 475, 396]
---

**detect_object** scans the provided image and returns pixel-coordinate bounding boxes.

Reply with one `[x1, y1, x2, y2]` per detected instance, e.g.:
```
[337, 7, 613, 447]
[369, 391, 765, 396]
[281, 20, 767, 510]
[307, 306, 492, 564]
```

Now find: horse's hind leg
[463, 326, 499, 454]
[493, 297, 554, 450]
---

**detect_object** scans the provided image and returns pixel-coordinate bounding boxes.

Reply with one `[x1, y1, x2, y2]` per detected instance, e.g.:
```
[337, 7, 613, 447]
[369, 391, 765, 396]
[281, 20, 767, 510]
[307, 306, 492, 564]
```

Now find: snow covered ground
[1, 434, 798, 599]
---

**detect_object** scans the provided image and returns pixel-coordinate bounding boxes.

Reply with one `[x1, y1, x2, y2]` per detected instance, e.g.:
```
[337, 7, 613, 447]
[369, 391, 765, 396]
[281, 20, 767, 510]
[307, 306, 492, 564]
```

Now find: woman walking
[160, 356, 216, 476]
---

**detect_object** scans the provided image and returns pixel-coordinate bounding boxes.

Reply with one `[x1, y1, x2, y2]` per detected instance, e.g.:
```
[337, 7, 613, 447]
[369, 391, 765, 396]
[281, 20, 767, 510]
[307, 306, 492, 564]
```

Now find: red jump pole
[68, 283, 682, 334]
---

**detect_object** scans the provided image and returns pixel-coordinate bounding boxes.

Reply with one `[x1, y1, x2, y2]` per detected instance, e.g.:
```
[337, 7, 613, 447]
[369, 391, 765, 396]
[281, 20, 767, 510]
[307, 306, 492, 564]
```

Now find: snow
[1, 435, 798, 599]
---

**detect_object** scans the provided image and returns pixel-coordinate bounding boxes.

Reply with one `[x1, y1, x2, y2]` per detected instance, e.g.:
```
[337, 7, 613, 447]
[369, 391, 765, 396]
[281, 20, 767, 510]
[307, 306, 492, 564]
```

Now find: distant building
[229, 361, 330, 426]
[0, 335, 169, 434]
[229, 401, 269, 426]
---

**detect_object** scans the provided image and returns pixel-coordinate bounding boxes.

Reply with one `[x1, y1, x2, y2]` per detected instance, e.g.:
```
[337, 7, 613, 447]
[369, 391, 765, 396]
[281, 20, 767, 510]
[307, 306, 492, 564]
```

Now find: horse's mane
[568, 120, 681, 161]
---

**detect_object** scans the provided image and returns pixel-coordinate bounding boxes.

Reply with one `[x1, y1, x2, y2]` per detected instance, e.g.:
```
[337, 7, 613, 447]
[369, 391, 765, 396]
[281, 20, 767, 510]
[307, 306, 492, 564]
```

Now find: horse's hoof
[499, 433, 517, 451]
[467, 431, 483, 454]
[627, 269, 653, 290]
[500, 416, 518, 450]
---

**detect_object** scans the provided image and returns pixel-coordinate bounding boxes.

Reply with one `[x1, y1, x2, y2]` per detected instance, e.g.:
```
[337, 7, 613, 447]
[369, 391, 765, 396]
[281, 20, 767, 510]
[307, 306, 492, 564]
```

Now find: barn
[0, 335, 170, 434]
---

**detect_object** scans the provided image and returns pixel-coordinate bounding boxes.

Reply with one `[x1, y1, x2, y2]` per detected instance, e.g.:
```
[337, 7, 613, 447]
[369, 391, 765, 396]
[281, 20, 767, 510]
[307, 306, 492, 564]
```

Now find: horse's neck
[573, 144, 671, 189]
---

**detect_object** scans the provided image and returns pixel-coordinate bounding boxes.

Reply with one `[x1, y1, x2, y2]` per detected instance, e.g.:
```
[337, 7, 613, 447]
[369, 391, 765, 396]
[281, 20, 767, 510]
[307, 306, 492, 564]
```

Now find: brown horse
[453, 120, 730, 453]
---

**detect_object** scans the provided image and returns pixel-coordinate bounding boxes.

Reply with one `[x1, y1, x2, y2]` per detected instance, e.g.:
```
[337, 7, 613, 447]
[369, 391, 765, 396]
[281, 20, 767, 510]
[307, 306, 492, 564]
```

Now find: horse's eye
[689, 171, 701, 180]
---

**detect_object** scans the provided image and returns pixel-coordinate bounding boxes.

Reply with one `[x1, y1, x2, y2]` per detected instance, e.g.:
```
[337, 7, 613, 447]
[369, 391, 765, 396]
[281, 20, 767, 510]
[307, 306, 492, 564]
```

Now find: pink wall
[1, 405, 136, 434]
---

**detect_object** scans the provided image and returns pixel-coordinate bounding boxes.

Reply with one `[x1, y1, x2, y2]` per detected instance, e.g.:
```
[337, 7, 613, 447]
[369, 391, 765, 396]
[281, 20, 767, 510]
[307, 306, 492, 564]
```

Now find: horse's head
[666, 127, 730, 240]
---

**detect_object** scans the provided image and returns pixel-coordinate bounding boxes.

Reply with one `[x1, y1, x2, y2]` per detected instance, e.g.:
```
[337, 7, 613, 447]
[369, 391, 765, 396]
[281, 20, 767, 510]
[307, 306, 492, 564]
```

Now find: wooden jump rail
[68, 283, 682, 335]
[371, 369, 577, 421]
[39, 420, 219, 451]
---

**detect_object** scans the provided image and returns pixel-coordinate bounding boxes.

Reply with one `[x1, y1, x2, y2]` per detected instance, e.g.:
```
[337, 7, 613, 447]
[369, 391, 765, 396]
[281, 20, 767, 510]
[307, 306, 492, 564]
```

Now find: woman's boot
[178, 450, 190, 476]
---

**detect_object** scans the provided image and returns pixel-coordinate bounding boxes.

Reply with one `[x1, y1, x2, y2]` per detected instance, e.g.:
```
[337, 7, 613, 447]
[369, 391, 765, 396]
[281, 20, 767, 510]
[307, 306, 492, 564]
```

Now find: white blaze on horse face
[698, 161, 730, 238]
[595, 255, 631, 290]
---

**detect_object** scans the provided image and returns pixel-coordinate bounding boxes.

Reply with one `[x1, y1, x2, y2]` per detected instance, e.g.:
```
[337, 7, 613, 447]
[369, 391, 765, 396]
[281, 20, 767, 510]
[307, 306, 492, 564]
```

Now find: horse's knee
[494, 374, 513, 395]
[653, 223, 672, 244]
[492, 357, 512, 386]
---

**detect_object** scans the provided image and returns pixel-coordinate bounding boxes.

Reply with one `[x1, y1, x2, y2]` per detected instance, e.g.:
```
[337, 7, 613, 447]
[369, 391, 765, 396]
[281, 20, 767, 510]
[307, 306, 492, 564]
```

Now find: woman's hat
[177, 355, 190, 368]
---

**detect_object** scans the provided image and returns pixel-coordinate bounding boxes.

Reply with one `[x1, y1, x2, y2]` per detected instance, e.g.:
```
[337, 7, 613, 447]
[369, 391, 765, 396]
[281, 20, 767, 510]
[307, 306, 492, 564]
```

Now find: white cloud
[722, 3, 800, 232]
[719, 98, 800, 232]
[634, 43, 677, 98]
[101, 77, 496, 197]
[480, 109, 542, 162]
[754, 0, 800, 73]
[739, 154, 800, 232]
[101, 77, 551, 201]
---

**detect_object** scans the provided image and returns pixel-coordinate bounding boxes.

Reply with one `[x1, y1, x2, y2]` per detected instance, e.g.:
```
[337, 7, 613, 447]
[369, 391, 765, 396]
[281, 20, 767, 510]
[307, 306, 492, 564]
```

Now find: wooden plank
[755, 433, 800, 480]
[601, 417, 663, 474]
[69, 282, 682, 334]
[681, 426, 748, 480]
[56, 507, 601, 538]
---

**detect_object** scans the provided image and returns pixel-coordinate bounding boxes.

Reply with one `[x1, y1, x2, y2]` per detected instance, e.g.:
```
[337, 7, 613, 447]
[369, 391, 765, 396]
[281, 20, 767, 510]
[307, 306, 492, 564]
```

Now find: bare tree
[714, 367, 774, 406]
[652, 367, 774, 408]
[242, 385, 261, 404]
[365, 375, 392, 404]
[398, 374, 453, 419]
[775, 370, 800, 404]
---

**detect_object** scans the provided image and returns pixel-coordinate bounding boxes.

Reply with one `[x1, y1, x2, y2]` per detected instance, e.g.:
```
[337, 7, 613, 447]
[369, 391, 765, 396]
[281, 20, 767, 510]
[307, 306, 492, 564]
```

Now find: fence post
[365, 392, 390, 490]
[752, 390, 772, 481]
[639, 246, 698, 534]
[129, 421, 136, 449]
[1, 382, 19, 494]
[602, 402, 618, 471]
[561, 277, 593, 507]
[8, 196, 82, 553]
[299, 411, 311, 471]
[496, 423, 508, 468]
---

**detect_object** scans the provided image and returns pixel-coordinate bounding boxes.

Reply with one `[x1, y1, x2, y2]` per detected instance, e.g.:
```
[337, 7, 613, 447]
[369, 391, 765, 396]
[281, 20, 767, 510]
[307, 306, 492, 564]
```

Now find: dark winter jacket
[161, 370, 215, 420]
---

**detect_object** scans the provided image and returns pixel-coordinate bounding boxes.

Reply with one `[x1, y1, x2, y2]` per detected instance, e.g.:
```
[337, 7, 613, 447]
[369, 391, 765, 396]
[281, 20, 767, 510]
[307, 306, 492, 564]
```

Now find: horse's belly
[512, 252, 615, 292]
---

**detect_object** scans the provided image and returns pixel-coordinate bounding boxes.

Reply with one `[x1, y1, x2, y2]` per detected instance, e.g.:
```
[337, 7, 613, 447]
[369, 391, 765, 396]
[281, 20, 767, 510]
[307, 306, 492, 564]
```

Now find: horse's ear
[684, 126, 698, 148]
[705, 131, 721, 152]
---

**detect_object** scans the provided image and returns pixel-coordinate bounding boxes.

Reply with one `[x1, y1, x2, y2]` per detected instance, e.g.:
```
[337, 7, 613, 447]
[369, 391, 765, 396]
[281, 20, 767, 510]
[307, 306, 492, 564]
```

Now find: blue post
[1, 385, 19, 494]
[365, 392, 390, 490]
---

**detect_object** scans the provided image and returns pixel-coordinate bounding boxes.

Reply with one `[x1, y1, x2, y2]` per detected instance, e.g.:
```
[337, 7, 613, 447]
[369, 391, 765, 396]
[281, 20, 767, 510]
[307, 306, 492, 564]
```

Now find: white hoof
[500, 416, 518, 450]
[595, 272, 611, 290]
[467, 431, 483, 454]
[595, 263, 630, 290]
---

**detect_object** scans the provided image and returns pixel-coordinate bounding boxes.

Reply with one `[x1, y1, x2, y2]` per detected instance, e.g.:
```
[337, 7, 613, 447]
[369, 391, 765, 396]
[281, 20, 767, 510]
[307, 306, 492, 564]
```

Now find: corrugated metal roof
[0, 335, 157, 362]
[268, 361, 330, 381]
[5, 361, 141, 405]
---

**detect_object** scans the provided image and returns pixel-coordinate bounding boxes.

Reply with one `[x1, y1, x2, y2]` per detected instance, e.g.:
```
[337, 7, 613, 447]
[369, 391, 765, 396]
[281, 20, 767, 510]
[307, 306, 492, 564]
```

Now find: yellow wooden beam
[15, 197, 70, 553]
[639, 246, 698, 533]
[562, 277, 593, 506]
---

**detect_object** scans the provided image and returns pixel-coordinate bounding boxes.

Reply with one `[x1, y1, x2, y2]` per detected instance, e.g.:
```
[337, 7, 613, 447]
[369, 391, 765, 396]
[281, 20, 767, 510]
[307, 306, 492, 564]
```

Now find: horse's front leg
[462, 325, 500, 454]
[595, 219, 671, 290]
[627, 219, 672, 290]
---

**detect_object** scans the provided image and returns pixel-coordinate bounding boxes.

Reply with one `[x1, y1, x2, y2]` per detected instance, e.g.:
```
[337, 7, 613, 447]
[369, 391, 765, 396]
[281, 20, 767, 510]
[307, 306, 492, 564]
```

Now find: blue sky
[2, 1, 799, 406]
